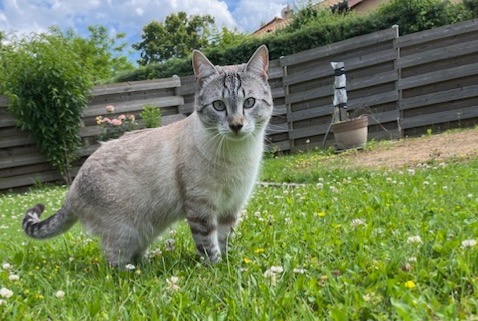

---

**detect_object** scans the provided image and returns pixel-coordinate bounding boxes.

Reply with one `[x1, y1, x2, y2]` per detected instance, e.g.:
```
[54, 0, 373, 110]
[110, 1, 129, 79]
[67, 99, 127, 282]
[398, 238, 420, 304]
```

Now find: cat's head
[192, 45, 273, 141]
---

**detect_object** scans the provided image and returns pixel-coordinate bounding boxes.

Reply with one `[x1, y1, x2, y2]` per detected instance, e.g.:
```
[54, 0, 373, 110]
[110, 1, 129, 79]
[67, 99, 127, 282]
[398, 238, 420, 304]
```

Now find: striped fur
[21, 45, 272, 267]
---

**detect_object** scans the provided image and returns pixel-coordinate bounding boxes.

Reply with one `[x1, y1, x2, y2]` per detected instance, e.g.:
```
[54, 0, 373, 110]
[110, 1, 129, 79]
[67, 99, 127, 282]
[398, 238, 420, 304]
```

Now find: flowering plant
[96, 105, 137, 142]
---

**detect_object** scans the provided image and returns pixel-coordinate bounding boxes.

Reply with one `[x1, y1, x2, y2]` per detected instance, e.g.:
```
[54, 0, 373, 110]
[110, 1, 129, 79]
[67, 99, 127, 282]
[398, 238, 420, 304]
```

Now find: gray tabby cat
[22, 45, 273, 267]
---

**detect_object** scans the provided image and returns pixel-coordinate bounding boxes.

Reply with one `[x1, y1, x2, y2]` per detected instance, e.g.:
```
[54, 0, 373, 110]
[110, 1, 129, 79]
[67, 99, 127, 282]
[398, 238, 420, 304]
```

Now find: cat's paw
[198, 248, 222, 264]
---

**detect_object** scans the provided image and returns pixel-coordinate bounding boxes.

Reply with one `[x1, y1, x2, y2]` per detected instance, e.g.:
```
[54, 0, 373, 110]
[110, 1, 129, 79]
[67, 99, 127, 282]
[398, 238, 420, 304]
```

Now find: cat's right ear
[192, 50, 218, 86]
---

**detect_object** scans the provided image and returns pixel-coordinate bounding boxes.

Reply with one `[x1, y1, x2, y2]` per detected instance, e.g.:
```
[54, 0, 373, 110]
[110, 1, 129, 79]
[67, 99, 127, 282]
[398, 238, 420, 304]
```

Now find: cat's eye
[243, 97, 256, 109]
[212, 100, 226, 111]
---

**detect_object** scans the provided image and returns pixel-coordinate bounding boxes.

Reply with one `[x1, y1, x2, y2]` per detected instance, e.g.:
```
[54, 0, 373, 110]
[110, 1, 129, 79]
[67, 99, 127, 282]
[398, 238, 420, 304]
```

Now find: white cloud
[232, 0, 288, 32]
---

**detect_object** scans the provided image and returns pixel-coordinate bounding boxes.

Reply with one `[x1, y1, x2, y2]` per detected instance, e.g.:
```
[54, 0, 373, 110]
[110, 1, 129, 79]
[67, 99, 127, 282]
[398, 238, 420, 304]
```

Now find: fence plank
[83, 96, 184, 117]
[398, 39, 478, 69]
[283, 48, 397, 86]
[400, 84, 478, 110]
[280, 28, 398, 67]
[91, 77, 181, 96]
[401, 106, 478, 129]
[397, 18, 478, 48]
[399, 62, 478, 90]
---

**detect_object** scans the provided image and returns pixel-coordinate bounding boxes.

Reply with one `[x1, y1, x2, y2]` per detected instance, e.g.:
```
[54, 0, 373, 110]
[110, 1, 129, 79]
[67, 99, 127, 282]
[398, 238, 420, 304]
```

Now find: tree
[50, 25, 134, 82]
[133, 12, 215, 65]
[209, 26, 248, 48]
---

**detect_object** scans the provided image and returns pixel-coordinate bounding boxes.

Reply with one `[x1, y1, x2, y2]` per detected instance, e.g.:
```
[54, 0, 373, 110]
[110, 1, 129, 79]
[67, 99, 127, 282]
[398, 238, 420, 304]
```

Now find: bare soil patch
[339, 127, 478, 169]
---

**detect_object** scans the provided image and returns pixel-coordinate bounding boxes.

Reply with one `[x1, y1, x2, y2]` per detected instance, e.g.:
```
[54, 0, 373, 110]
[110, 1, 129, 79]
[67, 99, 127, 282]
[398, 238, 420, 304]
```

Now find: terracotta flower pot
[331, 115, 368, 150]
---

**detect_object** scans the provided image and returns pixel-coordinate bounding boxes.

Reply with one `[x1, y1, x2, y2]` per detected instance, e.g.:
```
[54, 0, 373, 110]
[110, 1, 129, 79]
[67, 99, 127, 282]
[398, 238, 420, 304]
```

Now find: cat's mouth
[224, 130, 251, 141]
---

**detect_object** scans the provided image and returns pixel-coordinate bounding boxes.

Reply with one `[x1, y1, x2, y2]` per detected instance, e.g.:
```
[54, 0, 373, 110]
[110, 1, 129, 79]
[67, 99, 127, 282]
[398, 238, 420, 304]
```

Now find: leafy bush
[140, 105, 162, 128]
[0, 34, 93, 185]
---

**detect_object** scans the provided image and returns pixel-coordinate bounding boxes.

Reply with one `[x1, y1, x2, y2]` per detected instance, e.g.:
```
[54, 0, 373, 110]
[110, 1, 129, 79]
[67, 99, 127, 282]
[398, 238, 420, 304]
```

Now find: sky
[0, 0, 302, 59]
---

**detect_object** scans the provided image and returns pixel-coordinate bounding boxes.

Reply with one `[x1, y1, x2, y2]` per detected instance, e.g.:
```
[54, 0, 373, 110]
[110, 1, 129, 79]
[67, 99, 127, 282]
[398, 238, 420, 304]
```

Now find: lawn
[1, 147, 477, 320]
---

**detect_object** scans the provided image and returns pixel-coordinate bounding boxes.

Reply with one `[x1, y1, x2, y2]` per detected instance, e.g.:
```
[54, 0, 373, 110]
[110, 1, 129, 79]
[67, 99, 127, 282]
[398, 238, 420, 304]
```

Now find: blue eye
[243, 97, 256, 109]
[212, 100, 226, 111]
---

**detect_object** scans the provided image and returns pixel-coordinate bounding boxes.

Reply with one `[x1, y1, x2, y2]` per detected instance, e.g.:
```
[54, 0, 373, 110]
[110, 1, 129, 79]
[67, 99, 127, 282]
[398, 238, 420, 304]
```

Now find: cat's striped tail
[23, 204, 78, 239]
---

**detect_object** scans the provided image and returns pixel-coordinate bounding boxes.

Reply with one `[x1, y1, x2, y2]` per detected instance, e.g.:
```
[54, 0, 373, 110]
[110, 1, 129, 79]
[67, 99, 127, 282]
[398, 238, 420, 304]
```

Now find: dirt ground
[339, 127, 478, 169]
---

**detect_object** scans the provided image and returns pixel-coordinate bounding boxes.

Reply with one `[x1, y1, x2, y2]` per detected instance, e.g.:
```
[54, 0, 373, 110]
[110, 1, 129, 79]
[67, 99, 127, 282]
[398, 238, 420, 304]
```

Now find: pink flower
[111, 119, 122, 126]
[105, 105, 115, 113]
[102, 117, 112, 124]
[118, 114, 126, 121]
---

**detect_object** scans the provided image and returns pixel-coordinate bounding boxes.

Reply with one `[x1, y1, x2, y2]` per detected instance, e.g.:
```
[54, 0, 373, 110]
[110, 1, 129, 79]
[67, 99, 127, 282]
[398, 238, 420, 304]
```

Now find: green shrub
[140, 105, 162, 128]
[0, 34, 93, 185]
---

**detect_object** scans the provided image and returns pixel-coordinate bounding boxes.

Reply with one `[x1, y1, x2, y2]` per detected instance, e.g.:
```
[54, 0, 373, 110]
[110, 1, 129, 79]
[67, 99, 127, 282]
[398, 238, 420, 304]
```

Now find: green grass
[1, 151, 477, 320]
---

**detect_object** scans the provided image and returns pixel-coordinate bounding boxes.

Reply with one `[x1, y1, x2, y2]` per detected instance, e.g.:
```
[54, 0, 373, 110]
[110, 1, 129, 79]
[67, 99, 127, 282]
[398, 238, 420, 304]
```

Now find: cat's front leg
[186, 212, 221, 263]
[218, 213, 239, 255]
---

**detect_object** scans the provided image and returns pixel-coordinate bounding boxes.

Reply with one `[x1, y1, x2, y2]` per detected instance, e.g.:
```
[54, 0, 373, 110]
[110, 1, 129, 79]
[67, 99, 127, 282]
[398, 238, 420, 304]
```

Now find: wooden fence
[1, 19, 478, 191]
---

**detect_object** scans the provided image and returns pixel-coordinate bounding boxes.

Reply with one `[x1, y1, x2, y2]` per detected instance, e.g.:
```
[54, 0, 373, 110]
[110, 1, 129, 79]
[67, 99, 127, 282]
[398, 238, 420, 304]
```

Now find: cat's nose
[228, 116, 244, 133]
[229, 123, 243, 133]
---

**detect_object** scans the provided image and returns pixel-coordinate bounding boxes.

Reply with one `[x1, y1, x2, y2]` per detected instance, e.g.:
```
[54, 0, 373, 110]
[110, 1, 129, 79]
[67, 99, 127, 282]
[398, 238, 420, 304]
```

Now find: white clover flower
[8, 274, 20, 281]
[316, 183, 324, 189]
[293, 268, 306, 274]
[407, 235, 423, 244]
[2, 263, 12, 270]
[268, 266, 284, 274]
[408, 257, 417, 263]
[165, 238, 176, 251]
[0, 288, 13, 299]
[166, 276, 180, 291]
[0, 299, 5, 305]
[55, 290, 65, 298]
[461, 239, 477, 249]
[124, 264, 136, 271]
[350, 218, 365, 228]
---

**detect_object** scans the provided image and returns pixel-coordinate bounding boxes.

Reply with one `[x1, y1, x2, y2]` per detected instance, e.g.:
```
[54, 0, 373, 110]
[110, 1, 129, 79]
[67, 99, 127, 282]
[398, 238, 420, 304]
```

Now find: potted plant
[330, 62, 368, 151]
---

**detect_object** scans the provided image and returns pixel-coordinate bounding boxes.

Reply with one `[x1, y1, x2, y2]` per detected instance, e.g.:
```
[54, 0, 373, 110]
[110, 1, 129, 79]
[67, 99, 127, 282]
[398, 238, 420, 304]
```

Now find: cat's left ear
[192, 50, 218, 86]
[246, 45, 269, 81]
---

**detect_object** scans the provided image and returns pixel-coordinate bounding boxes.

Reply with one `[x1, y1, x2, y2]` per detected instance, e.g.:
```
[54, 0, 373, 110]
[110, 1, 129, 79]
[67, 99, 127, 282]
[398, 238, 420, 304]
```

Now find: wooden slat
[400, 84, 478, 110]
[0, 114, 16, 128]
[0, 135, 35, 149]
[283, 48, 397, 86]
[280, 27, 398, 67]
[398, 39, 478, 69]
[0, 96, 9, 107]
[83, 96, 184, 117]
[349, 91, 399, 110]
[0, 167, 80, 190]
[286, 69, 398, 105]
[397, 18, 478, 48]
[0, 154, 47, 170]
[266, 122, 289, 135]
[401, 106, 478, 129]
[399, 62, 478, 90]
[90, 77, 181, 96]
[266, 140, 291, 152]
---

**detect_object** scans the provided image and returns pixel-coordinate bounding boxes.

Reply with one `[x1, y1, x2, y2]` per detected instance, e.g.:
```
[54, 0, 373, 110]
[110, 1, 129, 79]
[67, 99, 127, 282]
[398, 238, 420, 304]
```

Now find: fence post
[280, 56, 294, 153]
[392, 24, 404, 138]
